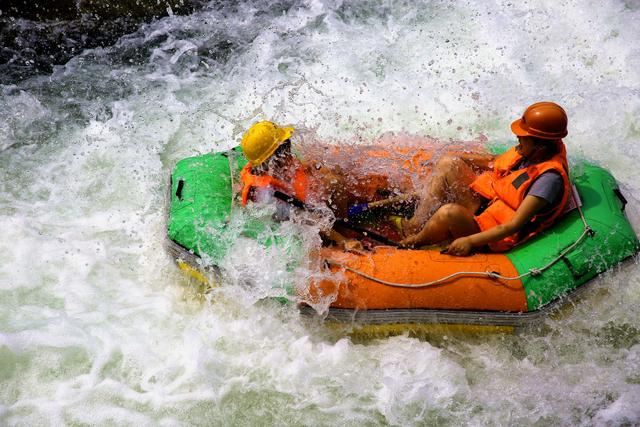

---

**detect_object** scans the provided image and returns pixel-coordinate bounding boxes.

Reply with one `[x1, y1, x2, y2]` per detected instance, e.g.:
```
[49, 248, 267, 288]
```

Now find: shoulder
[528, 171, 564, 204]
[532, 170, 563, 186]
[537, 169, 563, 180]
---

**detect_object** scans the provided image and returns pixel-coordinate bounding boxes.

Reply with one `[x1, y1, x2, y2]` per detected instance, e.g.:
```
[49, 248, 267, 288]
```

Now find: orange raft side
[304, 246, 527, 312]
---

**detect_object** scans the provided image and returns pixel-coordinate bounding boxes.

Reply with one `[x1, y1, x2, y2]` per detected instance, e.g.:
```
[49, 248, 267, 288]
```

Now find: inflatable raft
[166, 141, 639, 330]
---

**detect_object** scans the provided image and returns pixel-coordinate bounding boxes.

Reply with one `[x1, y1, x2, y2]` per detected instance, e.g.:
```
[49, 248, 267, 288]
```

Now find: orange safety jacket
[239, 163, 310, 206]
[469, 141, 570, 252]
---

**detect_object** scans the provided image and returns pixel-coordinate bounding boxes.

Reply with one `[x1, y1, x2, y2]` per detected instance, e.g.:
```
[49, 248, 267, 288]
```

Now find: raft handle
[176, 179, 185, 201]
[613, 188, 627, 211]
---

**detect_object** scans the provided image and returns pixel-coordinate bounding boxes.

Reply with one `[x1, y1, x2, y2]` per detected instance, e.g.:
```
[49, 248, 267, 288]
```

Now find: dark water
[0, 0, 207, 84]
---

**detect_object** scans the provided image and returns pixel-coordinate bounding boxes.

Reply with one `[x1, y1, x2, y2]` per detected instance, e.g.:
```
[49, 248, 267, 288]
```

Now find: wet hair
[272, 140, 292, 158]
[530, 136, 561, 155]
[530, 136, 553, 145]
[255, 139, 292, 174]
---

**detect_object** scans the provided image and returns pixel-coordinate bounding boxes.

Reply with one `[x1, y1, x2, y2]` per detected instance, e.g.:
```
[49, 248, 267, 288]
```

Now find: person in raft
[399, 101, 571, 256]
[238, 120, 360, 249]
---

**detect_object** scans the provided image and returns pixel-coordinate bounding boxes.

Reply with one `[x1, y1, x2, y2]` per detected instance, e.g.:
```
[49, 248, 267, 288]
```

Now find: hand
[445, 237, 474, 256]
[343, 239, 365, 253]
[399, 233, 421, 248]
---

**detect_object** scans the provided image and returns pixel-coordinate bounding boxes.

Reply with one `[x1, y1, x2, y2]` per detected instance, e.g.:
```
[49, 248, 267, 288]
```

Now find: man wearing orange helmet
[400, 101, 571, 256]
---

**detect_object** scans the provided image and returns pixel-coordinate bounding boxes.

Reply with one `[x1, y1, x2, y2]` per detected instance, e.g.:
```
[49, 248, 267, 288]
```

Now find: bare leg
[400, 203, 480, 248]
[403, 156, 483, 235]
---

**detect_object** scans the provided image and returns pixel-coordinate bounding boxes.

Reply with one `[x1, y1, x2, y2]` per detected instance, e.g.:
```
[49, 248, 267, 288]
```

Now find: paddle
[272, 190, 399, 246]
[347, 192, 418, 217]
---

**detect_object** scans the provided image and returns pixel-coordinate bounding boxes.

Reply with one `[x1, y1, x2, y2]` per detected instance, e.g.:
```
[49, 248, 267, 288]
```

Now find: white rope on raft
[325, 187, 594, 289]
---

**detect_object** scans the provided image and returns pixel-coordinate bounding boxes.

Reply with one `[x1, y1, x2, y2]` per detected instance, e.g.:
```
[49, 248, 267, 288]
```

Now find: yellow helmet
[240, 121, 294, 165]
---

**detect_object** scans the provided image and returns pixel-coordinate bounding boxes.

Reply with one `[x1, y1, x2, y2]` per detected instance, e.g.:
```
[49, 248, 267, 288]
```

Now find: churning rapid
[1, 0, 640, 425]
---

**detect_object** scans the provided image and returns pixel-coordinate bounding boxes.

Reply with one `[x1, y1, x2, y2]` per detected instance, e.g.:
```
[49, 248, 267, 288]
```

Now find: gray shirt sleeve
[526, 171, 564, 205]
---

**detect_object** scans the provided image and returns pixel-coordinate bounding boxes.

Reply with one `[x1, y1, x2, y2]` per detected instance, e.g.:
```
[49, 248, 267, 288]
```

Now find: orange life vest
[240, 162, 310, 206]
[469, 141, 570, 252]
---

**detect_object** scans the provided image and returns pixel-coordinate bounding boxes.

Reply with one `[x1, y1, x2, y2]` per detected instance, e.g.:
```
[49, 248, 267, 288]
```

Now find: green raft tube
[166, 146, 639, 331]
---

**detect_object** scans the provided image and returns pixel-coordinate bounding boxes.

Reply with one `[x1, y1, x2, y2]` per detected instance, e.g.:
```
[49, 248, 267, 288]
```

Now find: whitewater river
[2, 1, 640, 425]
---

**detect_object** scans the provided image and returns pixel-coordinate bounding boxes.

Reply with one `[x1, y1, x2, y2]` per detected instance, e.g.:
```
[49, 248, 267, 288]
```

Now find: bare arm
[458, 152, 495, 171]
[446, 195, 549, 256]
[321, 228, 364, 252]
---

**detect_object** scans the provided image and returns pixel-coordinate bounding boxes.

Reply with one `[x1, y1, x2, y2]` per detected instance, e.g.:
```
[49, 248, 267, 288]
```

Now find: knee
[434, 203, 468, 221]
[434, 155, 464, 172]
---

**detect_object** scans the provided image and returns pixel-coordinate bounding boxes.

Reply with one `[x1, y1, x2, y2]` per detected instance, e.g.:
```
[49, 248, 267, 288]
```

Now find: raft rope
[325, 185, 594, 288]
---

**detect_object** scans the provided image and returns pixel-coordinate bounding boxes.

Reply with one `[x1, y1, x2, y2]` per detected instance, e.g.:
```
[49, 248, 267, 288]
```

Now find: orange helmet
[511, 102, 568, 140]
